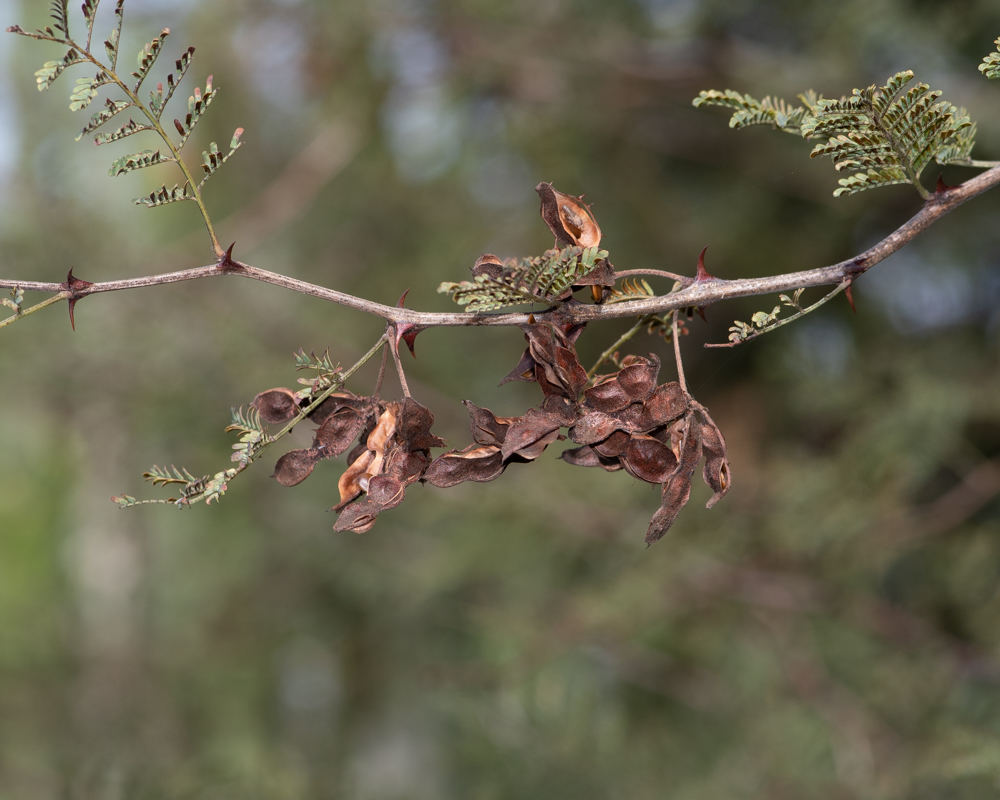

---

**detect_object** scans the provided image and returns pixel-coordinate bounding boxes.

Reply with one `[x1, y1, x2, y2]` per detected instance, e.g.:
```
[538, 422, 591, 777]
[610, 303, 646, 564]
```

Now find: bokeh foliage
[2, 0, 1000, 797]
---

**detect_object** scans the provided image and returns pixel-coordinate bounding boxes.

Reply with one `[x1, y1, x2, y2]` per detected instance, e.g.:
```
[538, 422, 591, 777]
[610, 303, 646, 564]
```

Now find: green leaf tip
[981, 37, 1000, 79]
[696, 72, 976, 197]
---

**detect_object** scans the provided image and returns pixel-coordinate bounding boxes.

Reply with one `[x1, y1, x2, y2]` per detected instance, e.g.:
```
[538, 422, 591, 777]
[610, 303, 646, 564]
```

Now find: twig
[672, 310, 687, 393]
[0, 292, 68, 329]
[586, 318, 647, 379]
[3, 165, 1000, 330]
[613, 269, 691, 285]
[705, 281, 848, 348]
[373, 342, 389, 402]
[390, 339, 411, 398]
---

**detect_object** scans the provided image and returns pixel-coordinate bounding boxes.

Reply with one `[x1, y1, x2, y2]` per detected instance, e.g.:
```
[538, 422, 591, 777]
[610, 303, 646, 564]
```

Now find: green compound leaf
[76, 98, 134, 140]
[981, 37, 1000, 79]
[94, 117, 153, 145]
[197, 129, 244, 189]
[133, 182, 194, 208]
[803, 72, 972, 196]
[438, 245, 610, 312]
[82, 0, 100, 48]
[131, 28, 169, 91]
[172, 76, 215, 149]
[148, 46, 195, 120]
[34, 48, 83, 91]
[692, 89, 819, 135]
[696, 71, 975, 196]
[935, 112, 977, 166]
[109, 149, 174, 176]
[104, 0, 125, 68]
[226, 407, 272, 468]
[69, 76, 98, 111]
[143, 464, 197, 488]
[48, 0, 69, 36]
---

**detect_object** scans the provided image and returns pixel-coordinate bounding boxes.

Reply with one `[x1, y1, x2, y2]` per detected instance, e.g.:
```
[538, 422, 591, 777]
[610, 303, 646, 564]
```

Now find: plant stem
[0, 293, 68, 330]
[672, 311, 687, 393]
[705, 282, 848, 348]
[586, 318, 646, 379]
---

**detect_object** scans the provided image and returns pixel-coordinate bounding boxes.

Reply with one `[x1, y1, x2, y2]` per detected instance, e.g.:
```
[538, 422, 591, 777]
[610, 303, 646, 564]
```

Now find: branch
[3, 165, 999, 330]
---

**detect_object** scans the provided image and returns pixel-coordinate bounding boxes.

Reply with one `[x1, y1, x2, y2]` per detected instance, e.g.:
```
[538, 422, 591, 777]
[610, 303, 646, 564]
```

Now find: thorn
[695, 246, 717, 282]
[63, 269, 93, 331]
[696, 306, 708, 322]
[935, 174, 953, 194]
[391, 290, 421, 358]
[528, 313, 536, 324]
[218, 242, 237, 269]
[844, 282, 857, 313]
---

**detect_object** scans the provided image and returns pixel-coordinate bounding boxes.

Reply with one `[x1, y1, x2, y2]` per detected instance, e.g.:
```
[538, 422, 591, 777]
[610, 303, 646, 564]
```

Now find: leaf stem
[70, 39, 224, 257]
[672, 310, 687, 393]
[586, 317, 646, 379]
[0, 292, 68, 330]
[705, 281, 848, 348]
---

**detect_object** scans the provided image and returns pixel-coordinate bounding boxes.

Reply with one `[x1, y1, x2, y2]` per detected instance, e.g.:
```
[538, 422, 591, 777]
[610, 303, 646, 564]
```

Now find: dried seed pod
[584, 376, 631, 413]
[639, 382, 688, 429]
[424, 445, 505, 488]
[313, 408, 366, 457]
[536, 182, 602, 248]
[464, 401, 513, 447]
[395, 397, 446, 452]
[513, 427, 561, 461]
[501, 408, 565, 461]
[621, 435, 677, 485]
[272, 448, 321, 487]
[337, 449, 375, 508]
[333, 475, 407, 534]
[569, 412, 622, 446]
[592, 430, 630, 458]
[561, 445, 623, 472]
[646, 414, 703, 545]
[251, 388, 299, 424]
[699, 416, 731, 509]
[307, 391, 369, 425]
[617, 355, 660, 402]
[471, 253, 504, 280]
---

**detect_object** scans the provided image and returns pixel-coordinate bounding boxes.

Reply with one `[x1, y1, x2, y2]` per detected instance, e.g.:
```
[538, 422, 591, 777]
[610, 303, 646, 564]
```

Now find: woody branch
[2, 164, 999, 330]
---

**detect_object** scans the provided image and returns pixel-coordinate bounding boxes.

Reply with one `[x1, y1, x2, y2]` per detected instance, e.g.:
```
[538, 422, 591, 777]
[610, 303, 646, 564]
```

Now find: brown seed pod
[621, 435, 677, 485]
[500, 408, 565, 461]
[471, 253, 504, 280]
[272, 448, 321, 487]
[337, 449, 375, 509]
[536, 182, 602, 248]
[251, 388, 299, 424]
[560, 445, 623, 472]
[617, 355, 660, 403]
[424, 445, 505, 488]
[313, 408, 367, 457]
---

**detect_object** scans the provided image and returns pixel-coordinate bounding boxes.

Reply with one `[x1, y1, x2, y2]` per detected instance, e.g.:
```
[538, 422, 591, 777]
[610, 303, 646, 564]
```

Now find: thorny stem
[0, 292, 68, 329]
[3, 165, 1000, 332]
[672, 311, 687, 394]
[69, 38, 224, 257]
[705, 281, 849, 348]
[586, 318, 647, 380]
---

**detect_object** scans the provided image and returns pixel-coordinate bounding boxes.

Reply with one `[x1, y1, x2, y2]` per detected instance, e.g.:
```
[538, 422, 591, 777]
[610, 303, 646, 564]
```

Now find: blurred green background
[2, 0, 1000, 796]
